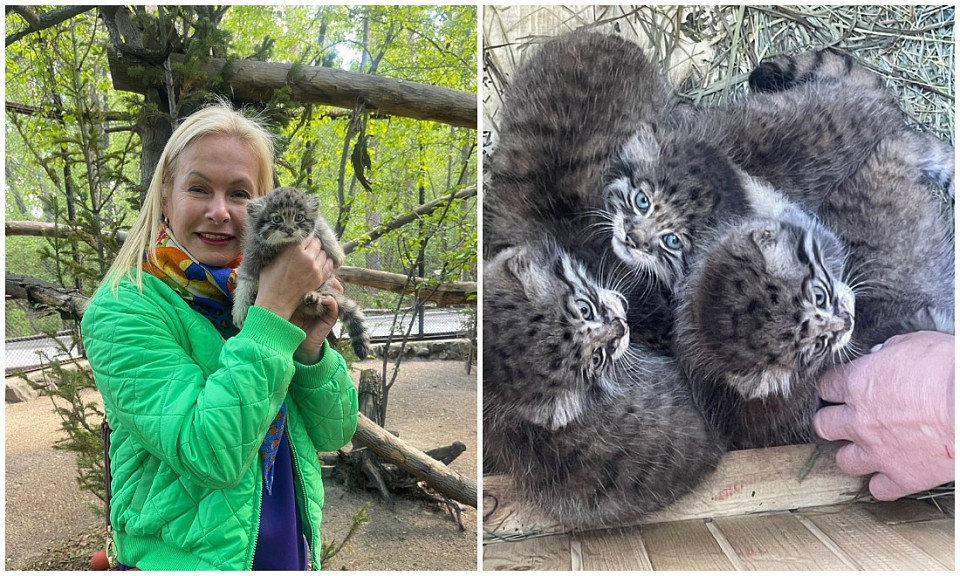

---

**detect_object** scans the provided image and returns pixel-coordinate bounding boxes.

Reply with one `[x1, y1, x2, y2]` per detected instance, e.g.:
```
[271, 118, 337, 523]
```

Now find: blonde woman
[82, 102, 358, 569]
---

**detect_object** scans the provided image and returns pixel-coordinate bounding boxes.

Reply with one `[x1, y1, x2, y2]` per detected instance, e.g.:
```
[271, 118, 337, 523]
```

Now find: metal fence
[5, 307, 475, 375]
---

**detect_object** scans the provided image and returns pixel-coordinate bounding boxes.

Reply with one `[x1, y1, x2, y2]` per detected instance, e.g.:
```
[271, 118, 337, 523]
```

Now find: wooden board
[577, 528, 653, 571]
[482, 501, 953, 570]
[483, 534, 572, 570]
[891, 519, 955, 570]
[484, 443, 866, 542]
[641, 519, 736, 570]
[799, 504, 947, 570]
[712, 513, 855, 570]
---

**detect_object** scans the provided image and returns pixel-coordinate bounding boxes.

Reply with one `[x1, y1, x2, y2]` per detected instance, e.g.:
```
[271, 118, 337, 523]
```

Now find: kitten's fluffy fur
[672, 51, 954, 448]
[233, 186, 370, 358]
[605, 49, 954, 309]
[484, 239, 723, 527]
[484, 29, 686, 350]
[483, 31, 723, 527]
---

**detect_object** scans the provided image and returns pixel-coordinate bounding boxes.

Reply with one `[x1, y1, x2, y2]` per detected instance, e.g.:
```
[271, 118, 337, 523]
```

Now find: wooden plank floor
[483, 444, 954, 570]
[483, 498, 954, 570]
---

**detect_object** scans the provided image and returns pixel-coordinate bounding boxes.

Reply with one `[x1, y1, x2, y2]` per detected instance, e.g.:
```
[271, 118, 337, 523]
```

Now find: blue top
[252, 431, 308, 570]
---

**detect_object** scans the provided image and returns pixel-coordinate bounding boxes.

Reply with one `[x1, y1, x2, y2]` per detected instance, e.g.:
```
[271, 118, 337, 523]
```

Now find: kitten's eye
[591, 348, 606, 370]
[271, 214, 282, 224]
[661, 233, 682, 251]
[632, 191, 651, 214]
[812, 285, 828, 309]
[813, 336, 829, 355]
[575, 298, 596, 321]
[294, 214, 304, 223]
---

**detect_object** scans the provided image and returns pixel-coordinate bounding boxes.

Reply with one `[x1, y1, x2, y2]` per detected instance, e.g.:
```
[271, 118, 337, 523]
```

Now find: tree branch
[338, 266, 475, 307]
[6, 5, 96, 47]
[342, 186, 476, 254]
[106, 50, 477, 128]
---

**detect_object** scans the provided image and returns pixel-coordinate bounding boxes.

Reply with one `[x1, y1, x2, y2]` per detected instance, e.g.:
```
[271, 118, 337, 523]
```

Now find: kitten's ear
[503, 244, 551, 296]
[306, 194, 321, 212]
[749, 222, 779, 252]
[620, 122, 660, 163]
[247, 198, 264, 219]
[504, 246, 532, 283]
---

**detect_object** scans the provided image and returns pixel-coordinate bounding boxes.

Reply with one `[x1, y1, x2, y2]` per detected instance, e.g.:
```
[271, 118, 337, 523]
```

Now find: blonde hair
[106, 101, 275, 292]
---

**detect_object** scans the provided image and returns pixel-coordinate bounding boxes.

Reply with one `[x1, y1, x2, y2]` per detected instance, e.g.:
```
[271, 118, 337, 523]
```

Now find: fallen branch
[6, 273, 89, 319]
[352, 413, 477, 509]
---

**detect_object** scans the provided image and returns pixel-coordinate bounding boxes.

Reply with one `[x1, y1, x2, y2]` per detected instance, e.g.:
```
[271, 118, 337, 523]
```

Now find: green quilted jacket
[81, 272, 359, 570]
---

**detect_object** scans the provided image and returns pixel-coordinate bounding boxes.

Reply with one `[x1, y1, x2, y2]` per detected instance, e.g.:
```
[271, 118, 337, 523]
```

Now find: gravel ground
[4, 358, 478, 570]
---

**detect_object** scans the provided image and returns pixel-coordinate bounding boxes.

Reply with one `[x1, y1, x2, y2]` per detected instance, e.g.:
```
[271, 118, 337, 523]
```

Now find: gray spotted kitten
[675, 202, 855, 448]
[603, 50, 954, 299]
[484, 238, 723, 528]
[673, 52, 954, 448]
[485, 29, 688, 351]
[233, 186, 370, 359]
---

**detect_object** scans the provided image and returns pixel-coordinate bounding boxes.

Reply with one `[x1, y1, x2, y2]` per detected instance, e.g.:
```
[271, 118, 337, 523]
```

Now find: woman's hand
[254, 235, 333, 323]
[814, 331, 955, 500]
[290, 278, 343, 365]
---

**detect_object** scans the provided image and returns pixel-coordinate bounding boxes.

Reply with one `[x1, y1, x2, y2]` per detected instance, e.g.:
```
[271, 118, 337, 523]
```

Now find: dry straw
[483, 5, 954, 141]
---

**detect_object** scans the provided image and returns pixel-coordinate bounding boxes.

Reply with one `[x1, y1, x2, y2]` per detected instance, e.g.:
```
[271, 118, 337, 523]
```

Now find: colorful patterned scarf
[143, 226, 288, 494]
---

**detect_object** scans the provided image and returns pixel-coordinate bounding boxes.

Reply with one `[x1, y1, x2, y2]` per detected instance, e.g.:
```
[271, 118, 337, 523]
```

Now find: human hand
[814, 331, 955, 500]
[254, 236, 334, 321]
[291, 277, 343, 365]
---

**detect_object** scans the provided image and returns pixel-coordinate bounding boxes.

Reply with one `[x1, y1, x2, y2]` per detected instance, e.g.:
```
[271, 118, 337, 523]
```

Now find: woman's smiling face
[162, 134, 260, 266]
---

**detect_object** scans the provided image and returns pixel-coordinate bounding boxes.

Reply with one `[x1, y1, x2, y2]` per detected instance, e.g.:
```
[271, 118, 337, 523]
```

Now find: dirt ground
[4, 358, 478, 571]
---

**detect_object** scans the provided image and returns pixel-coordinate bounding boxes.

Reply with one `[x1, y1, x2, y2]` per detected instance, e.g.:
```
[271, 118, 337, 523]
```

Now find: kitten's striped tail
[337, 294, 371, 359]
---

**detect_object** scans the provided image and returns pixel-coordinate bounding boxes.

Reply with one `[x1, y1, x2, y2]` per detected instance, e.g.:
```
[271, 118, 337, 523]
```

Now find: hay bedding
[483, 5, 954, 151]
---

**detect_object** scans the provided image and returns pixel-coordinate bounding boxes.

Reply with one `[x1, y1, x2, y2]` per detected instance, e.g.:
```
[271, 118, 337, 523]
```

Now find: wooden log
[107, 49, 477, 129]
[6, 273, 89, 318]
[352, 413, 477, 508]
[483, 443, 867, 543]
[337, 266, 476, 307]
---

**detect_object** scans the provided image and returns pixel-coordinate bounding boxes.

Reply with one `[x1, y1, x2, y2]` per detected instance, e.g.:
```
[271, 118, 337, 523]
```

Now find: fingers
[817, 365, 849, 404]
[813, 403, 854, 442]
[835, 441, 876, 477]
[325, 277, 344, 296]
[868, 473, 906, 501]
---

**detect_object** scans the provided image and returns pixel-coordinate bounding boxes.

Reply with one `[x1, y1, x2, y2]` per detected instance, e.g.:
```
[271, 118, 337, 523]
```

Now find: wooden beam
[352, 413, 477, 508]
[107, 49, 477, 129]
[338, 266, 475, 307]
[483, 443, 868, 543]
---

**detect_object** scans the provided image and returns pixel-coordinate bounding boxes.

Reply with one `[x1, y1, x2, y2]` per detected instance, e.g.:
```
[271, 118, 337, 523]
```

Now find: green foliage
[319, 502, 370, 568]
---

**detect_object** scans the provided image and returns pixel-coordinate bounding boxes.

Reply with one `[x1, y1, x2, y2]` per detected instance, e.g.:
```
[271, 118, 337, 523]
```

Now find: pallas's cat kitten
[603, 50, 954, 300]
[485, 30, 687, 350]
[233, 186, 370, 359]
[484, 238, 723, 528]
[674, 52, 953, 448]
[675, 198, 855, 448]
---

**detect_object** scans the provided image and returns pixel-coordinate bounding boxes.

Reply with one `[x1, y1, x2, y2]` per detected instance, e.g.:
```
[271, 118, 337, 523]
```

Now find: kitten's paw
[301, 291, 325, 315]
[232, 307, 247, 329]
